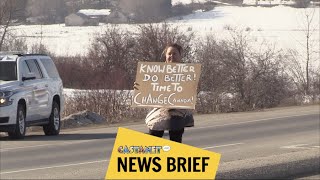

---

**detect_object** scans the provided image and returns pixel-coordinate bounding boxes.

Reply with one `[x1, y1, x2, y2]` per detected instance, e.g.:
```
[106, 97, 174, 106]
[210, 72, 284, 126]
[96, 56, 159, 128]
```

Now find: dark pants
[149, 128, 184, 143]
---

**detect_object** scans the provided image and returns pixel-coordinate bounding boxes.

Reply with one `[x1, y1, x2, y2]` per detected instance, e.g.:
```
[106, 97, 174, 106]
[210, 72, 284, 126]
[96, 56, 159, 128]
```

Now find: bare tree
[134, 23, 194, 62]
[301, 8, 316, 95]
[0, 0, 13, 50]
[0, 0, 29, 52]
[218, 29, 250, 106]
[29, 23, 52, 55]
[286, 8, 318, 101]
[194, 34, 235, 112]
[88, 25, 136, 89]
[195, 29, 290, 112]
[247, 41, 289, 109]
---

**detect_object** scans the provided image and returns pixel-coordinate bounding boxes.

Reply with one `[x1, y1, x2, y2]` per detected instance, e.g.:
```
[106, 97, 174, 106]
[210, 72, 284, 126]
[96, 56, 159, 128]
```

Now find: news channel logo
[118, 145, 171, 154]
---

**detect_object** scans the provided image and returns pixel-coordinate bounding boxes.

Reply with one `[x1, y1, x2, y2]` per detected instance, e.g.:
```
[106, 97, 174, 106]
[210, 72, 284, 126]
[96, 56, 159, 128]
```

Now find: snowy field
[173, 0, 220, 5]
[10, 5, 320, 58]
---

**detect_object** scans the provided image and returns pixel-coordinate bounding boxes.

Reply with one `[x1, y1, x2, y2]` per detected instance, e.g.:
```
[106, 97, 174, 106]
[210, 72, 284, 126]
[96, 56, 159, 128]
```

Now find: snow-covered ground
[78, 9, 111, 16]
[172, 0, 231, 5]
[10, 6, 320, 59]
[173, 0, 208, 5]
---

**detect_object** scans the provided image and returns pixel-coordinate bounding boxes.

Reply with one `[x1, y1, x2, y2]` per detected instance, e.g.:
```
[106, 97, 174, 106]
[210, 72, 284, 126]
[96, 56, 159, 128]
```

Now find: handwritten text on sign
[132, 62, 201, 109]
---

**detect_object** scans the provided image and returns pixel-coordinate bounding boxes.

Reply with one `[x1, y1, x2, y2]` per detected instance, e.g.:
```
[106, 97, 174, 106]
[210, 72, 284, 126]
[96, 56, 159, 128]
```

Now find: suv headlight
[0, 91, 14, 107]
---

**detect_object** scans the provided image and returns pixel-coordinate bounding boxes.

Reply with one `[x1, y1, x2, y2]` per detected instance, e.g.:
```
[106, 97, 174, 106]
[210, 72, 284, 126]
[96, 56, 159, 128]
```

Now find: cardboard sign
[132, 62, 201, 109]
[105, 128, 221, 179]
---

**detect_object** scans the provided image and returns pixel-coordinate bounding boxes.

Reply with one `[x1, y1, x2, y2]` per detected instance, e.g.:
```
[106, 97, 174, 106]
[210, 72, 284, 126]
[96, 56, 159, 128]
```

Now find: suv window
[21, 61, 31, 77]
[0, 61, 17, 81]
[25, 59, 43, 79]
[40, 58, 60, 78]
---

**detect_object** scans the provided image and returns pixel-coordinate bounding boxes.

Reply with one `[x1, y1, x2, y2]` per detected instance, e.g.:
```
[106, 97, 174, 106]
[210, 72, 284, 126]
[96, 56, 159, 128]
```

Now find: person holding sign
[134, 43, 194, 143]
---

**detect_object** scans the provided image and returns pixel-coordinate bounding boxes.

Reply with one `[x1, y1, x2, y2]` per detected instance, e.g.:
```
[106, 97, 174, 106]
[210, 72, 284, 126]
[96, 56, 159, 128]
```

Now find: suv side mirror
[22, 73, 36, 81]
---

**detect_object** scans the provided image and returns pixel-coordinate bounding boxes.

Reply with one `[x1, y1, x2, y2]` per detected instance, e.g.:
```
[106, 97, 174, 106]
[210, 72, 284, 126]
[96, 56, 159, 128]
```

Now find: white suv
[0, 53, 64, 139]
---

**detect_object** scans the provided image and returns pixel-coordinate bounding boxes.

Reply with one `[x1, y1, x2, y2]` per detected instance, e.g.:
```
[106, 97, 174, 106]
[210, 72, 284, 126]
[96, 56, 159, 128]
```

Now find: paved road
[0, 105, 319, 179]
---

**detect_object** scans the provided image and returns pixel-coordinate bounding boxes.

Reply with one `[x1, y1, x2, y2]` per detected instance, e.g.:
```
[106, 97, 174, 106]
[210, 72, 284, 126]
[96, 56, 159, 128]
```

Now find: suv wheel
[8, 104, 26, 139]
[43, 101, 60, 136]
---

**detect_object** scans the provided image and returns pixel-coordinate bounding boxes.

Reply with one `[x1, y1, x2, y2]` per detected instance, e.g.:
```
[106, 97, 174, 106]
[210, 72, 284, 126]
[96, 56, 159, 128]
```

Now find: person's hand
[133, 81, 140, 90]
